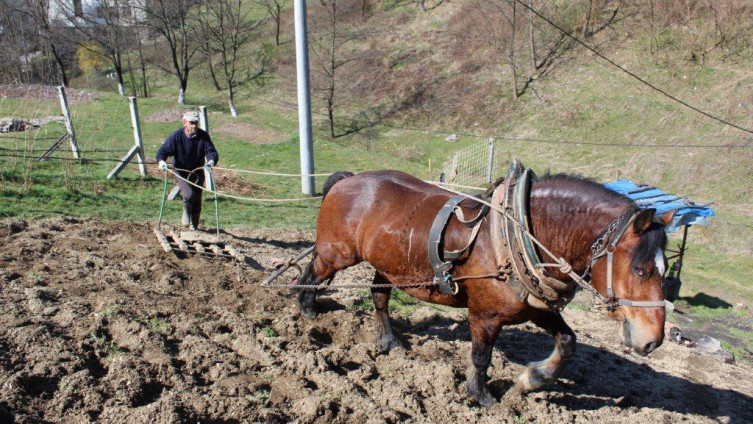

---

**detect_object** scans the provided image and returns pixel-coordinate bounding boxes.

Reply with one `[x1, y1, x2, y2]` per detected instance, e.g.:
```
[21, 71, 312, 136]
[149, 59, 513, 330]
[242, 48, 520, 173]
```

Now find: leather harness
[428, 161, 666, 311]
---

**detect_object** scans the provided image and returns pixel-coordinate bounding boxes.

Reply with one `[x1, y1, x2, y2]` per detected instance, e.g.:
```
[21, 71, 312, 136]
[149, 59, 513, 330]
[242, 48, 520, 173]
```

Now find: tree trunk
[528, 0, 537, 72]
[228, 84, 237, 118]
[419, 0, 426, 12]
[509, 0, 518, 100]
[49, 43, 68, 87]
[581, 0, 593, 39]
[116, 68, 126, 95]
[327, 94, 335, 138]
[275, 4, 281, 45]
[207, 56, 222, 90]
[178, 87, 186, 104]
[136, 33, 149, 97]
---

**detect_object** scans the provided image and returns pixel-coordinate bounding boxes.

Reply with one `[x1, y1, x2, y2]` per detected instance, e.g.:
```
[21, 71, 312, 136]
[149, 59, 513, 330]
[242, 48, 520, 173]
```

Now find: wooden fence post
[41, 86, 79, 160]
[107, 96, 147, 179]
[57, 86, 80, 158]
[199, 106, 208, 132]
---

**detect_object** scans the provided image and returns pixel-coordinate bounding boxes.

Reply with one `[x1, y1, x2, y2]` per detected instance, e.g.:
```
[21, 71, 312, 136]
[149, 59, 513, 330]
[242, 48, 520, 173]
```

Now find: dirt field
[1, 218, 752, 424]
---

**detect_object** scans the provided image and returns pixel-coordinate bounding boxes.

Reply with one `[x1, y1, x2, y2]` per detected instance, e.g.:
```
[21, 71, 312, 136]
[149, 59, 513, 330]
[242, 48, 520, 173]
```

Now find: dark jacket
[156, 128, 219, 171]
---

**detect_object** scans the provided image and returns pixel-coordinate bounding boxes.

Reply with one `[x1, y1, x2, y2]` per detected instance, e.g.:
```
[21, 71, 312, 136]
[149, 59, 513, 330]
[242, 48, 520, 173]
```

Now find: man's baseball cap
[182, 111, 200, 122]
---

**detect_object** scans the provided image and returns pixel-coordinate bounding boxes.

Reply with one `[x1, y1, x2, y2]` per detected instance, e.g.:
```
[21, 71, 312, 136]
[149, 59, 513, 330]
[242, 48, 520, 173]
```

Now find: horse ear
[656, 209, 677, 227]
[633, 208, 656, 234]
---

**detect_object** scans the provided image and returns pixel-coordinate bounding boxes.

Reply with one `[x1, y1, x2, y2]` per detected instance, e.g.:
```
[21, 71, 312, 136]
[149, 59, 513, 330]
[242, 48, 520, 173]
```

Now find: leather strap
[428, 194, 471, 294]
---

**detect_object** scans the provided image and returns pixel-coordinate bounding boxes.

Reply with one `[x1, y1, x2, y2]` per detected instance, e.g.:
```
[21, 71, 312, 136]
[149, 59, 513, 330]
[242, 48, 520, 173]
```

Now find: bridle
[583, 209, 667, 311]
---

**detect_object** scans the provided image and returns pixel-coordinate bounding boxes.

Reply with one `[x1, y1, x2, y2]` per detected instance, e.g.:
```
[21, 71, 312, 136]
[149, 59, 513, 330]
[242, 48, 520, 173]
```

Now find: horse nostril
[643, 342, 657, 354]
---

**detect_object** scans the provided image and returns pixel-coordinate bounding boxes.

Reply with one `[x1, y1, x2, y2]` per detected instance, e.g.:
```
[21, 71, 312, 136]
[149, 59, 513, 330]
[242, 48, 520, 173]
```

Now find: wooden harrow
[154, 227, 245, 262]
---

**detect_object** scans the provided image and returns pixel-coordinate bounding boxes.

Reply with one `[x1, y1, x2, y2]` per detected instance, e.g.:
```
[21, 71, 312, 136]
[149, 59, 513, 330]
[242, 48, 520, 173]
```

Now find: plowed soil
[1, 218, 751, 424]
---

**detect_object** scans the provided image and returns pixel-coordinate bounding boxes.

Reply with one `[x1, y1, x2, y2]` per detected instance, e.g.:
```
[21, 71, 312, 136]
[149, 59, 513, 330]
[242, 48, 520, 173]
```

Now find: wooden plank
[224, 244, 245, 262]
[154, 228, 173, 252]
[170, 230, 188, 251]
[192, 241, 206, 253]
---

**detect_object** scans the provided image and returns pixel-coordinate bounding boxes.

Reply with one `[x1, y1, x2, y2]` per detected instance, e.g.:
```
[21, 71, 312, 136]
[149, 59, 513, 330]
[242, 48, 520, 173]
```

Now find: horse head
[589, 208, 675, 356]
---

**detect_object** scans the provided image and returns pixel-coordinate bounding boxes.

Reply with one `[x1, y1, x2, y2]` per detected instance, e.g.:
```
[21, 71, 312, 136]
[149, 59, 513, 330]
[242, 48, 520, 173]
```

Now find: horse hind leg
[371, 273, 401, 353]
[515, 312, 576, 392]
[296, 253, 336, 318]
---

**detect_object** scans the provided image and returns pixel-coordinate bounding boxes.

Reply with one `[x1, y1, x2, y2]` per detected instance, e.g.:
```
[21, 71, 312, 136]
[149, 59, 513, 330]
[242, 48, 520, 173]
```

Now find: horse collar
[495, 163, 577, 311]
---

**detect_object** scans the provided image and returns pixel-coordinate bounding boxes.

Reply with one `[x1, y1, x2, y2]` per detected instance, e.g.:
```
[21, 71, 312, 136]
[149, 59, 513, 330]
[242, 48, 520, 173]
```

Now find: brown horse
[296, 169, 673, 406]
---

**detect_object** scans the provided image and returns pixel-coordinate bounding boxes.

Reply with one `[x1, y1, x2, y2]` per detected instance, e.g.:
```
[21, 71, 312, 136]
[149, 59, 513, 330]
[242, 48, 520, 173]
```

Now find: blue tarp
[604, 179, 715, 234]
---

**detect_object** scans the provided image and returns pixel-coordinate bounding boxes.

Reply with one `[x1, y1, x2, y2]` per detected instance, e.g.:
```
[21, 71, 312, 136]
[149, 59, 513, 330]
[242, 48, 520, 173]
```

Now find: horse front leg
[467, 312, 505, 407]
[371, 273, 400, 353]
[297, 253, 336, 318]
[515, 312, 576, 392]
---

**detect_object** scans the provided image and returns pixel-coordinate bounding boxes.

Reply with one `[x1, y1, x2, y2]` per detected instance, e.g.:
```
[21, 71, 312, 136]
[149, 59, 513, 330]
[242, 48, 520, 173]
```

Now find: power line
[0, 146, 131, 154]
[514, 0, 753, 135]
[0, 152, 142, 163]
[244, 91, 752, 149]
[380, 123, 752, 149]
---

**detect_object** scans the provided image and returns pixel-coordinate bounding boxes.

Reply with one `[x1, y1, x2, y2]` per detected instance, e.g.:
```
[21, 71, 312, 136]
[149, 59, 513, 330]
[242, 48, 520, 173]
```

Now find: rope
[427, 180, 486, 191]
[208, 167, 220, 238]
[168, 167, 323, 203]
[157, 170, 168, 230]
[212, 166, 334, 177]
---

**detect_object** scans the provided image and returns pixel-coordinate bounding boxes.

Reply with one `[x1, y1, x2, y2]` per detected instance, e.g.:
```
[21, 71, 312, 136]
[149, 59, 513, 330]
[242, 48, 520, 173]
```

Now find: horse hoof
[515, 367, 547, 393]
[299, 309, 316, 319]
[472, 391, 496, 408]
[377, 338, 401, 354]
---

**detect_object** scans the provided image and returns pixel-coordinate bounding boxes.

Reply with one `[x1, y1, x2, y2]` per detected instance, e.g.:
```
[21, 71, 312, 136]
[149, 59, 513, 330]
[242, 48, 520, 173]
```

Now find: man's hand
[158, 160, 168, 171]
[204, 160, 215, 170]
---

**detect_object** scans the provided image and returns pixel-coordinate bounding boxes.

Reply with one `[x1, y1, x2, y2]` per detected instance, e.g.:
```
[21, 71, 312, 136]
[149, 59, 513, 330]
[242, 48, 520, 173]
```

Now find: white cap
[182, 111, 200, 122]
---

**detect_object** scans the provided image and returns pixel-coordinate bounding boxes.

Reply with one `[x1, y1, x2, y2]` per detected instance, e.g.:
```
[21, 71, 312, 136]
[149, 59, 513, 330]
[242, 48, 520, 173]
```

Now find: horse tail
[322, 171, 354, 199]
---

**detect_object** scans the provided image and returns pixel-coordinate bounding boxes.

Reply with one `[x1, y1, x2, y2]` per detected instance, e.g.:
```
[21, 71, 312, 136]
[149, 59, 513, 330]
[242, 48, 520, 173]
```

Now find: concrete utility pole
[294, 0, 315, 195]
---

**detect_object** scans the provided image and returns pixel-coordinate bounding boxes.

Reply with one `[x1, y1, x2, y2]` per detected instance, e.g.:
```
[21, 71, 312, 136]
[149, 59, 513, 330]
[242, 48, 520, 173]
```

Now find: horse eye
[633, 267, 646, 277]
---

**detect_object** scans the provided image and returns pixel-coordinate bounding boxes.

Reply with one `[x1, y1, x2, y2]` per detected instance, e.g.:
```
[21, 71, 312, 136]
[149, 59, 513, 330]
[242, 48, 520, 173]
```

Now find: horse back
[316, 170, 460, 276]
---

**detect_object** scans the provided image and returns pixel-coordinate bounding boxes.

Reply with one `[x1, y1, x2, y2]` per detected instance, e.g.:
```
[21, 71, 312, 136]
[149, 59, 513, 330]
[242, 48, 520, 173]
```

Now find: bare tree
[197, 0, 269, 117]
[463, 0, 523, 99]
[198, 36, 222, 91]
[15, 0, 72, 86]
[258, 0, 283, 46]
[310, 0, 366, 138]
[136, 0, 200, 104]
[132, 26, 150, 97]
[0, 0, 36, 83]
[58, 0, 135, 95]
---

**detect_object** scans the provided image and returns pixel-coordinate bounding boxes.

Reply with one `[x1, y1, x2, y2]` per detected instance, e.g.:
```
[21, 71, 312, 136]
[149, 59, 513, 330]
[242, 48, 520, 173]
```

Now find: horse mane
[533, 173, 667, 266]
[534, 173, 631, 207]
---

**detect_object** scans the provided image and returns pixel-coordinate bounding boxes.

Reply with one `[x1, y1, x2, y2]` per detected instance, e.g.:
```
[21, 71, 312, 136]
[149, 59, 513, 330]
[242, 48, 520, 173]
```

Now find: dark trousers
[176, 170, 205, 227]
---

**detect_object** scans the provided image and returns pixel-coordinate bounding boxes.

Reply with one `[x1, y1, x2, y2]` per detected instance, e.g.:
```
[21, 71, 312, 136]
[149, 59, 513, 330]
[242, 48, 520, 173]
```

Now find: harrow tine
[261, 246, 314, 287]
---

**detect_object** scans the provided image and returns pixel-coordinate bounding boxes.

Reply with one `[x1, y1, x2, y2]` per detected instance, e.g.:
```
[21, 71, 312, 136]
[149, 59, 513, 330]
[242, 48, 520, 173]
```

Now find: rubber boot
[190, 202, 201, 231]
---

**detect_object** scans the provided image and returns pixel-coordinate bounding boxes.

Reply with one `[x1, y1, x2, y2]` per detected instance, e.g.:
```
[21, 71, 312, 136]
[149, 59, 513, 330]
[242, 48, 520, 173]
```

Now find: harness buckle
[435, 266, 459, 295]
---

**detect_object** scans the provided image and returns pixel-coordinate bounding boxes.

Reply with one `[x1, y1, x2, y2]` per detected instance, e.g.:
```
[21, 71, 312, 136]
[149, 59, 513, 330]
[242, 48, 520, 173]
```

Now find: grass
[150, 318, 173, 336]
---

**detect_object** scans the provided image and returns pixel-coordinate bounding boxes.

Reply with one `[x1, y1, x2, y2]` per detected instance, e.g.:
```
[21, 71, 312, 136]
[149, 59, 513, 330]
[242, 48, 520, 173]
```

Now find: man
[156, 111, 219, 230]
